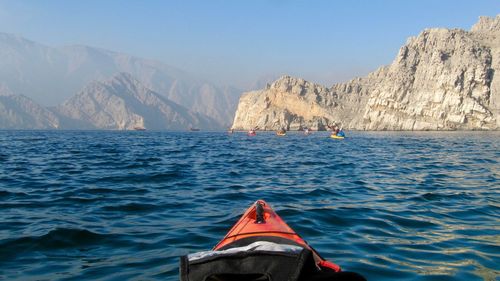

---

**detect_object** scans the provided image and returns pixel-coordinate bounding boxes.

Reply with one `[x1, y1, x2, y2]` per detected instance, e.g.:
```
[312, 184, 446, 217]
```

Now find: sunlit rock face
[232, 76, 335, 131]
[232, 15, 500, 131]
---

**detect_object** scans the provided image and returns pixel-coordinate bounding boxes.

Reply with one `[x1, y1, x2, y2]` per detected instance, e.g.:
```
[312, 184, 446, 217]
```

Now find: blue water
[0, 131, 498, 281]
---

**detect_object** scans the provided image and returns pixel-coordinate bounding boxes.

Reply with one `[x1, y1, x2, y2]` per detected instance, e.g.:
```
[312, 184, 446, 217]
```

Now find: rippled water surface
[0, 131, 499, 281]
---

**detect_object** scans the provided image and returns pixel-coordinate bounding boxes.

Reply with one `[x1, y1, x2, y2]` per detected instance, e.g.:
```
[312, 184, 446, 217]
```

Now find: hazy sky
[0, 0, 499, 88]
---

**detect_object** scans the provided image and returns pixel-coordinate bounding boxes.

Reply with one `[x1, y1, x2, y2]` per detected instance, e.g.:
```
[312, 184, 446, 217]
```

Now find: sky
[0, 0, 499, 88]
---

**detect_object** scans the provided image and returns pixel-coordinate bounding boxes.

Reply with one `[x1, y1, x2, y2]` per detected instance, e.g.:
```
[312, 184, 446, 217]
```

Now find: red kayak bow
[213, 200, 341, 272]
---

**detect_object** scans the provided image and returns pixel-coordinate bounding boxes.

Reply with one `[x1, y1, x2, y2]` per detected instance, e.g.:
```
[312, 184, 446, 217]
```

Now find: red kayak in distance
[213, 200, 341, 272]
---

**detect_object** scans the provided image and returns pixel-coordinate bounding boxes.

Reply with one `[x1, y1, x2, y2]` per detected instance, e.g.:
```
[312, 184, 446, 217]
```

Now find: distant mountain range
[0, 73, 219, 130]
[0, 33, 241, 129]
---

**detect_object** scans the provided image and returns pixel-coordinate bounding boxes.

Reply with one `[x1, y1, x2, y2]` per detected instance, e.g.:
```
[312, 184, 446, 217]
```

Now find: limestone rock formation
[232, 15, 500, 131]
[233, 76, 334, 130]
[363, 26, 496, 130]
[56, 73, 216, 130]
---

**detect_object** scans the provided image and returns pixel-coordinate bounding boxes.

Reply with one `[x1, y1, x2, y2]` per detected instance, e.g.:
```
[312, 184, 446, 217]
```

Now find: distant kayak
[330, 134, 345, 139]
[180, 200, 366, 281]
[276, 128, 287, 136]
[248, 131, 256, 136]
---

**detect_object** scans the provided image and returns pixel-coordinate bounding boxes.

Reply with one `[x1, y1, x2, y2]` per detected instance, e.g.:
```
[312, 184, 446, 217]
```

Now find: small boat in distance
[189, 127, 200, 131]
[133, 126, 146, 131]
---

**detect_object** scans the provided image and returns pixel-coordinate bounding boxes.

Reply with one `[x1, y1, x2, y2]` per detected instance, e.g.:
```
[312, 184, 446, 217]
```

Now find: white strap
[188, 241, 303, 261]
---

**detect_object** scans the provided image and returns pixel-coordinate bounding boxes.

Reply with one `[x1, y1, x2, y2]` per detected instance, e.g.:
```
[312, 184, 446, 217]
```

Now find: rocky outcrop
[56, 73, 216, 130]
[0, 95, 59, 129]
[233, 76, 336, 130]
[232, 15, 500, 131]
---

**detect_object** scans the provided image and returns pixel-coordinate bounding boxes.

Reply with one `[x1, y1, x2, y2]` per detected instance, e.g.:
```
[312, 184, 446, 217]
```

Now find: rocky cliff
[232, 76, 334, 130]
[232, 15, 500, 131]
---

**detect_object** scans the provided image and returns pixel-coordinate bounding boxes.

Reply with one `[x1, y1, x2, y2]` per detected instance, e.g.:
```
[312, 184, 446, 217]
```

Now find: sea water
[0, 130, 498, 280]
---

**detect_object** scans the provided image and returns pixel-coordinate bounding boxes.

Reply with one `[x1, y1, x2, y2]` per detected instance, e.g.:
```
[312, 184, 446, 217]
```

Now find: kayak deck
[214, 200, 304, 250]
[213, 200, 341, 272]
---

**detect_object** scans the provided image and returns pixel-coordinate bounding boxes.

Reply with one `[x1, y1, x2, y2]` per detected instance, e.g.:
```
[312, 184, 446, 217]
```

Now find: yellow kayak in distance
[330, 134, 345, 139]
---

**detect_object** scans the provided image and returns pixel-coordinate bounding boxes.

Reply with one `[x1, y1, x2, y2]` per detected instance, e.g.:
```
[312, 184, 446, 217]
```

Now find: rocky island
[232, 15, 500, 131]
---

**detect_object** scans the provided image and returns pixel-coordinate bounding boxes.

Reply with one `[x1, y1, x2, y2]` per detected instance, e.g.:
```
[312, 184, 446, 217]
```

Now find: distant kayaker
[338, 127, 345, 137]
[327, 124, 337, 134]
[248, 127, 257, 136]
[328, 124, 342, 136]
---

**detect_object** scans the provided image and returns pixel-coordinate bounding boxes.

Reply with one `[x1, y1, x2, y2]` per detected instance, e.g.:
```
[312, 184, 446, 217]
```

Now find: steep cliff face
[232, 15, 500, 131]
[331, 67, 388, 129]
[471, 16, 500, 129]
[363, 26, 496, 130]
[56, 73, 216, 130]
